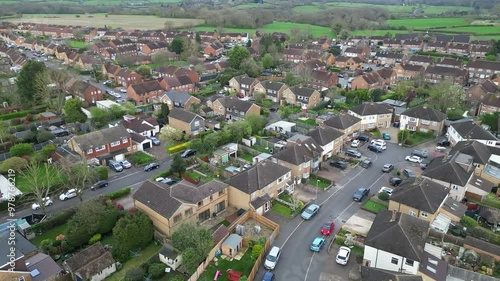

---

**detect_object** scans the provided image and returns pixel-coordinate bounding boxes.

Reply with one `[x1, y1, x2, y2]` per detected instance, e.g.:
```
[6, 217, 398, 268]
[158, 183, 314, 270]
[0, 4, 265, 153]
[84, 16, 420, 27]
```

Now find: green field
[0, 0, 182, 4]
[69, 40, 87, 48]
[387, 17, 468, 29]
[351, 30, 409, 37]
[193, 21, 334, 38]
[293, 3, 474, 14]
[436, 25, 500, 35]
[235, 3, 272, 9]
[7, 14, 204, 30]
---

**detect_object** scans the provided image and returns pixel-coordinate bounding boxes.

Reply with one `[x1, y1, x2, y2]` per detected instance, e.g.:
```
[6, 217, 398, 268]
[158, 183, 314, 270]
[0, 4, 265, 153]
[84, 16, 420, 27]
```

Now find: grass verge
[272, 201, 293, 217]
[128, 151, 156, 165]
[362, 200, 388, 213]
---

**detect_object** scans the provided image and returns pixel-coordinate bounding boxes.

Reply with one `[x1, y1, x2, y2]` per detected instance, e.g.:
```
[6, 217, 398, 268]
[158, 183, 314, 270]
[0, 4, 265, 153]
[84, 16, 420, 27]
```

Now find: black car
[330, 160, 348, 170]
[389, 177, 403, 186]
[411, 149, 428, 158]
[360, 159, 372, 168]
[368, 144, 383, 153]
[91, 180, 108, 190]
[437, 139, 451, 146]
[181, 149, 196, 158]
[345, 149, 362, 158]
[382, 164, 394, 173]
[357, 135, 370, 142]
[353, 187, 370, 201]
[144, 162, 160, 171]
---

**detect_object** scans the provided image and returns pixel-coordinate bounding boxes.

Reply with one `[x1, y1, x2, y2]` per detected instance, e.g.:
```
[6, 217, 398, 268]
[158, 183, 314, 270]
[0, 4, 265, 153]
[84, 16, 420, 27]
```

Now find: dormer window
[95, 145, 105, 152]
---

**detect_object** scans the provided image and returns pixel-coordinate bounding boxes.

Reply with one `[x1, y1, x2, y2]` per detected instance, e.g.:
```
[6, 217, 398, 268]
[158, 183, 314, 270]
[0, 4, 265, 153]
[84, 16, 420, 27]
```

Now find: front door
[264, 201, 270, 213]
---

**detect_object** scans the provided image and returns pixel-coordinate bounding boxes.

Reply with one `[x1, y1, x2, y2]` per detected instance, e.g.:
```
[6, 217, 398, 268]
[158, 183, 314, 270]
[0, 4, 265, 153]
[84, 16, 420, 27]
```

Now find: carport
[342, 209, 376, 237]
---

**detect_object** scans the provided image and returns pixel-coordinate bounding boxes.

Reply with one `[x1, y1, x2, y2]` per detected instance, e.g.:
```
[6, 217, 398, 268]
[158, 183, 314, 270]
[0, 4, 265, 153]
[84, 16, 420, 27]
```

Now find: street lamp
[316, 179, 320, 201]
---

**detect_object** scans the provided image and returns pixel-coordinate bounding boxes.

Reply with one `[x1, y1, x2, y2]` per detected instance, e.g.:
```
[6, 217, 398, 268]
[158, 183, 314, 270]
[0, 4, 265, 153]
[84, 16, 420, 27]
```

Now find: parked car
[389, 177, 403, 186]
[382, 164, 394, 173]
[150, 136, 161, 146]
[181, 149, 196, 158]
[357, 135, 370, 142]
[264, 246, 281, 270]
[162, 178, 179, 185]
[262, 272, 275, 281]
[336, 246, 351, 265]
[370, 139, 386, 146]
[351, 140, 360, 148]
[32, 197, 53, 210]
[345, 149, 361, 158]
[120, 88, 127, 93]
[368, 144, 383, 153]
[144, 162, 160, 171]
[330, 160, 347, 170]
[337, 73, 344, 78]
[321, 221, 335, 236]
[310, 237, 326, 252]
[301, 204, 320, 220]
[405, 155, 422, 163]
[382, 133, 391, 140]
[108, 160, 123, 172]
[360, 159, 372, 168]
[91, 180, 108, 190]
[59, 189, 78, 201]
[379, 187, 394, 197]
[393, 121, 400, 128]
[437, 139, 451, 146]
[402, 169, 415, 178]
[103, 80, 112, 84]
[120, 160, 132, 169]
[353, 187, 370, 201]
[411, 149, 428, 158]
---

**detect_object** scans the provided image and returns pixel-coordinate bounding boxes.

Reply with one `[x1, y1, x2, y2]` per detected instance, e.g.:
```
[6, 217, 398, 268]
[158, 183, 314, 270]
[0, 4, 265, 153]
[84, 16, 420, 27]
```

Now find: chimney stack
[390, 209, 397, 222]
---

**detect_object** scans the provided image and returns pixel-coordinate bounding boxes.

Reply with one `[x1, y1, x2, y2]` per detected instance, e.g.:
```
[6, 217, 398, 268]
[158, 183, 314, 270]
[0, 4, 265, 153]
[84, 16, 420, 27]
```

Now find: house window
[110, 141, 120, 147]
[409, 210, 416, 216]
[87, 148, 93, 154]
[278, 177, 283, 183]
[199, 209, 210, 221]
[409, 117, 416, 122]
[421, 120, 430, 125]
[198, 201, 203, 207]
[185, 208, 193, 216]
[405, 259, 414, 266]
[421, 212, 428, 218]
[122, 138, 128, 143]
[391, 257, 399, 265]
[303, 161, 310, 168]
[214, 201, 225, 213]
[95, 145, 105, 152]
[173, 214, 182, 223]
[407, 126, 416, 131]
[219, 190, 225, 196]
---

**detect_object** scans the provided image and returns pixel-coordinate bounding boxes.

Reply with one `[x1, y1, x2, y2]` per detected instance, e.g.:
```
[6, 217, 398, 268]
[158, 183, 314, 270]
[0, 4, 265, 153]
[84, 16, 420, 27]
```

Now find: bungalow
[253, 80, 288, 103]
[394, 64, 424, 80]
[424, 66, 468, 85]
[160, 90, 201, 111]
[399, 106, 446, 136]
[274, 138, 323, 183]
[228, 75, 259, 97]
[168, 108, 205, 136]
[211, 96, 261, 121]
[282, 86, 322, 110]
[308, 126, 344, 161]
[466, 80, 500, 116]
[348, 103, 392, 131]
[63, 242, 116, 281]
[323, 114, 362, 141]
[226, 160, 292, 215]
[447, 120, 498, 147]
[127, 80, 164, 105]
[407, 55, 434, 69]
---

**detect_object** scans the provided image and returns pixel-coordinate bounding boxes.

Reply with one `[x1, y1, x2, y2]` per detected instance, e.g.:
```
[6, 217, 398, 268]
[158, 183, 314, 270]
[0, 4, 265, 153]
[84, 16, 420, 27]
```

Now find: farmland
[292, 3, 474, 14]
[0, 0, 182, 4]
[235, 3, 272, 9]
[435, 26, 500, 35]
[387, 18, 468, 29]
[7, 14, 204, 30]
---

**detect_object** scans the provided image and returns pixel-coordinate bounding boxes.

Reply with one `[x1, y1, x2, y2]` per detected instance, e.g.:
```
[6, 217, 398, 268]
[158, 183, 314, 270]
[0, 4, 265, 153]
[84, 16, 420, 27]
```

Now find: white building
[159, 244, 182, 271]
[447, 120, 498, 147]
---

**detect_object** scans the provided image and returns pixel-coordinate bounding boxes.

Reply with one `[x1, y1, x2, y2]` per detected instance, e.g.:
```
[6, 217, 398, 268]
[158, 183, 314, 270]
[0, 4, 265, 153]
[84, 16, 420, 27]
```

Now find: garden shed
[221, 234, 243, 258]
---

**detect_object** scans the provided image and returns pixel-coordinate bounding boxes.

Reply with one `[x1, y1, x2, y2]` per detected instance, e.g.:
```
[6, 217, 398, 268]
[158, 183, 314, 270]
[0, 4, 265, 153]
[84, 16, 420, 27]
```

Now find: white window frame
[409, 210, 416, 217]
[122, 138, 128, 143]
[110, 141, 120, 147]
[95, 145, 105, 152]
[391, 257, 399, 265]
[421, 212, 428, 218]
[87, 148, 93, 154]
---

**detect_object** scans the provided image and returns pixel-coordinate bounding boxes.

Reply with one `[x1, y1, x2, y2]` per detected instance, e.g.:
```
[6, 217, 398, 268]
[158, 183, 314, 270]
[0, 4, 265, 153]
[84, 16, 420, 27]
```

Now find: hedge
[152, 169, 173, 181]
[0, 109, 36, 121]
[30, 208, 76, 233]
[168, 142, 190, 154]
[106, 187, 131, 200]
[96, 166, 108, 180]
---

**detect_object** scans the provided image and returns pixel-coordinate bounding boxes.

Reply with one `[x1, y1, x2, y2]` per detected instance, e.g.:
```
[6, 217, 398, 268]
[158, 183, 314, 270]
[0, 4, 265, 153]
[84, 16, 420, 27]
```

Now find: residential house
[360, 266, 423, 281]
[63, 242, 116, 281]
[375, 52, 406, 66]
[159, 76, 196, 93]
[466, 60, 500, 83]
[160, 90, 201, 110]
[425, 41, 449, 53]
[376, 68, 397, 86]
[447, 120, 498, 147]
[466, 80, 500, 116]
[25, 253, 62, 281]
[219, 32, 248, 43]
[282, 86, 322, 110]
[101, 63, 121, 80]
[226, 160, 292, 215]
[141, 42, 169, 55]
[115, 68, 142, 87]
[68, 125, 133, 163]
[363, 210, 429, 275]
[168, 108, 205, 136]
[436, 58, 464, 69]
[228, 75, 259, 97]
[253, 80, 288, 103]
[308, 126, 344, 161]
[424, 66, 468, 85]
[118, 115, 159, 138]
[76, 55, 97, 70]
[351, 72, 385, 90]
[335, 56, 363, 70]
[159, 244, 182, 271]
[283, 48, 306, 63]
[133, 180, 228, 237]
[204, 42, 224, 57]
[408, 55, 434, 69]
[308, 70, 339, 90]
[348, 103, 392, 131]
[344, 47, 366, 59]
[127, 80, 164, 105]
[471, 45, 490, 59]
[399, 106, 446, 136]
[384, 39, 402, 50]
[66, 78, 103, 106]
[394, 64, 424, 80]
[274, 138, 323, 183]
[448, 43, 470, 56]
[211, 96, 261, 121]
[323, 114, 362, 141]
[402, 40, 423, 52]
[298, 59, 327, 71]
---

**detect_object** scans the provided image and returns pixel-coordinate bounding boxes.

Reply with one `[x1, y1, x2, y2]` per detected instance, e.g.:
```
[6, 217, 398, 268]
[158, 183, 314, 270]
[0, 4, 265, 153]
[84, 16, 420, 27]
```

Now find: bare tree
[58, 156, 98, 202]
[20, 162, 56, 214]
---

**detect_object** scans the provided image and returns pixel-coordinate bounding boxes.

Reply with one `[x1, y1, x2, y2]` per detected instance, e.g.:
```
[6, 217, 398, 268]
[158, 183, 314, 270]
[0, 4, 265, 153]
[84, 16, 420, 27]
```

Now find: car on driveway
[181, 149, 196, 158]
[330, 160, 347, 170]
[405, 155, 422, 163]
[262, 272, 275, 281]
[402, 169, 415, 178]
[370, 139, 386, 147]
[368, 144, 383, 153]
[321, 221, 335, 236]
[351, 140, 360, 148]
[120, 160, 132, 169]
[345, 149, 361, 158]
[103, 80, 112, 84]
[150, 136, 161, 146]
[264, 246, 281, 270]
[357, 135, 370, 142]
[32, 197, 53, 210]
[353, 187, 370, 201]
[411, 149, 428, 158]
[382, 164, 394, 173]
[360, 159, 372, 168]
[119, 88, 127, 93]
[144, 162, 160, 171]
[336, 246, 351, 265]
[437, 139, 451, 146]
[91, 180, 108, 190]
[162, 177, 179, 185]
[379, 187, 394, 197]
[389, 177, 403, 186]
[301, 204, 320, 220]
[310, 237, 326, 252]
[59, 189, 78, 201]
[382, 133, 391, 140]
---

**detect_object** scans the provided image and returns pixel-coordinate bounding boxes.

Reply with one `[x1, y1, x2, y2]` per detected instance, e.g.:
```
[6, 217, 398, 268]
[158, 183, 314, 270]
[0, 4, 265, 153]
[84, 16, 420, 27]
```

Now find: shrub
[96, 166, 108, 180]
[0, 156, 29, 174]
[152, 169, 172, 181]
[30, 208, 76, 233]
[25, 114, 34, 121]
[89, 233, 102, 245]
[251, 244, 263, 260]
[377, 192, 390, 201]
[148, 263, 167, 279]
[36, 131, 55, 143]
[10, 143, 34, 157]
[261, 108, 270, 117]
[168, 142, 190, 154]
[33, 144, 57, 162]
[461, 216, 478, 228]
[125, 268, 145, 281]
[106, 187, 131, 200]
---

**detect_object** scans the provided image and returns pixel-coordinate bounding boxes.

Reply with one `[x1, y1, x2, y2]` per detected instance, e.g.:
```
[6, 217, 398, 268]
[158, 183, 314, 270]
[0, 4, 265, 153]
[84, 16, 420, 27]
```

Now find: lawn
[296, 118, 316, 126]
[239, 153, 254, 162]
[363, 200, 388, 213]
[261, 99, 274, 107]
[407, 132, 433, 145]
[106, 243, 162, 281]
[128, 151, 156, 165]
[351, 29, 409, 37]
[8, 14, 203, 30]
[199, 248, 255, 281]
[101, 235, 116, 247]
[387, 17, 468, 29]
[31, 223, 68, 246]
[16, 164, 63, 193]
[69, 40, 87, 49]
[307, 176, 331, 190]
[252, 144, 273, 154]
[272, 201, 293, 217]
[293, 3, 473, 14]
[481, 193, 500, 209]
[437, 26, 500, 35]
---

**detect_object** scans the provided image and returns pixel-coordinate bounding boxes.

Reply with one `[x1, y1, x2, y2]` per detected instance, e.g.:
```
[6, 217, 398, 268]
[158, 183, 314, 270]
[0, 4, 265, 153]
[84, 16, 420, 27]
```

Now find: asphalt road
[255, 141, 416, 281]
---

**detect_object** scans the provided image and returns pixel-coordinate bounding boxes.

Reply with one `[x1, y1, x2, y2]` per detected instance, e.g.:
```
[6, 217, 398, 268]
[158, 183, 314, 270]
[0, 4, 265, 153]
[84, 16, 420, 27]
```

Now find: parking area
[320, 244, 359, 281]
[145, 143, 168, 160]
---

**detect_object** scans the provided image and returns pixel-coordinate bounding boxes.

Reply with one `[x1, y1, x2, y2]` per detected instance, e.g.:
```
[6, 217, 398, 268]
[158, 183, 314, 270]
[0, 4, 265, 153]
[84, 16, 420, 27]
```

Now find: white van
[264, 246, 281, 270]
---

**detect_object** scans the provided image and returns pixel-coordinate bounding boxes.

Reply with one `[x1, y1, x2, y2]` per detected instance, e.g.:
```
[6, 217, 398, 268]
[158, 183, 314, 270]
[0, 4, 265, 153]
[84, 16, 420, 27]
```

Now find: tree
[109, 104, 127, 119]
[480, 112, 500, 133]
[33, 70, 52, 109]
[72, 29, 85, 41]
[124, 268, 145, 281]
[487, 39, 500, 57]
[226, 121, 252, 142]
[397, 129, 411, 145]
[246, 115, 268, 134]
[58, 156, 98, 202]
[261, 53, 274, 69]
[20, 162, 55, 214]
[47, 69, 73, 113]
[0, 157, 28, 174]
[36, 131, 55, 143]
[10, 143, 34, 157]
[170, 36, 184, 55]
[171, 224, 213, 274]
[189, 102, 201, 114]
[159, 125, 184, 143]
[170, 154, 186, 178]
[428, 79, 464, 113]
[34, 144, 57, 163]
[64, 98, 87, 123]
[228, 45, 251, 69]
[152, 50, 174, 64]
[485, 54, 497, 61]
[17, 60, 47, 106]
[195, 32, 202, 44]
[121, 102, 137, 115]
[136, 65, 151, 77]
[90, 107, 111, 128]
[246, 39, 252, 48]
[284, 72, 302, 87]
[148, 263, 167, 279]
[156, 103, 170, 125]
[200, 133, 219, 154]
[112, 212, 154, 262]
[240, 58, 262, 77]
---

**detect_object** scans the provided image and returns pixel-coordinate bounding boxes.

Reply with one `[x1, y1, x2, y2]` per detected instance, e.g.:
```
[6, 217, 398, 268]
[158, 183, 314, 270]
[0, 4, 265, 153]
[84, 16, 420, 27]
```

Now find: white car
[103, 80, 112, 84]
[155, 177, 166, 182]
[379, 187, 394, 197]
[31, 197, 53, 210]
[120, 88, 127, 93]
[336, 246, 351, 265]
[59, 189, 78, 201]
[405, 155, 422, 163]
[371, 139, 387, 147]
[351, 140, 360, 148]
[114, 92, 122, 98]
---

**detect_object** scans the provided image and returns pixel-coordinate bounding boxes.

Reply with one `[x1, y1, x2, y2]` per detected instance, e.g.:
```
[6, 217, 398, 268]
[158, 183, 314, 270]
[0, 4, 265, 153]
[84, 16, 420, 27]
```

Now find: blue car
[262, 272, 275, 281]
[310, 237, 326, 252]
[301, 204, 320, 220]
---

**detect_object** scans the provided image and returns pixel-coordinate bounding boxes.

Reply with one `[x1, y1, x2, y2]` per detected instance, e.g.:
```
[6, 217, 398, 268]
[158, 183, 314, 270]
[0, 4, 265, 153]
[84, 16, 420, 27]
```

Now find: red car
[321, 221, 335, 236]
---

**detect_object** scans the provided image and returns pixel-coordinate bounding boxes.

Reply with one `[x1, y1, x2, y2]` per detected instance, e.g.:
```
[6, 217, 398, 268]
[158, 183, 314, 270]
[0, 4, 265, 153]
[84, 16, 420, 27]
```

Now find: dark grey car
[353, 187, 370, 201]
[345, 149, 362, 158]
[411, 149, 428, 158]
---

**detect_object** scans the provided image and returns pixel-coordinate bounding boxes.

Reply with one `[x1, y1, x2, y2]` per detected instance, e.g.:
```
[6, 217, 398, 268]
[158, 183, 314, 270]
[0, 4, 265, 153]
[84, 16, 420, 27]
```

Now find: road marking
[304, 251, 316, 281]
[280, 220, 304, 248]
[318, 168, 365, 207]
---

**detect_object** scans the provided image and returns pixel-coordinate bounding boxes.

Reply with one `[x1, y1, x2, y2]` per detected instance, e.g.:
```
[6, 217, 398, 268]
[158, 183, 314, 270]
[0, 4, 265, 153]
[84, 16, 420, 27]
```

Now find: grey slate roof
[233, 74, 258, 86]
[171, 180, 227, 204]
[133, 180, 184, 219]
[169, 108, 202, 124]
[422, 152, 474, 186]
[163, 90, 191, 106]
[250, 194, 272, 209]
[216, 96, 256, 113]
[121, 116, 158, 134]
[401, 106, 446, 122]
[451, 141, 500, 165]
[274, 138, 323, 165]
[391, 179, 450, 214]
[365, 210, 429, 262]
[223, 234, 243, 249]
[451, 121, 498, 141]
[225, 160, 290, 194]
[64, 242, 115, 279]
[289, 86, 317, 97]
[258, 80, 287, 91]
[440, 197, 467, 220]
[71, 125, 130, 151]
[323, 114, 361, 130]
[308, 126, 343, 146]
[349, 103, 392, 116]
[0, 230, 37, 268]
[361, 266, 423, 281]
[418, 252, 448, 281]
[26, 253, 62, 281]
[478, 206, 500, 224]
[160, 244, 178, 260]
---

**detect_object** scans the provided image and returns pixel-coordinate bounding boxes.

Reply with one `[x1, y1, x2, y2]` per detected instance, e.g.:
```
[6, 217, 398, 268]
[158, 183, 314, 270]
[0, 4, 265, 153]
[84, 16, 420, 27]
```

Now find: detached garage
[131, 133, 152, 151]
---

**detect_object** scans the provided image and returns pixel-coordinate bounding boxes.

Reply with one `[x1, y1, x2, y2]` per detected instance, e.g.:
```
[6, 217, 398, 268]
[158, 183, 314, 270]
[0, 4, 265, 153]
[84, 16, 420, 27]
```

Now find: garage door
[115, 154, 124, 161]
[142, 142, 151, 150]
